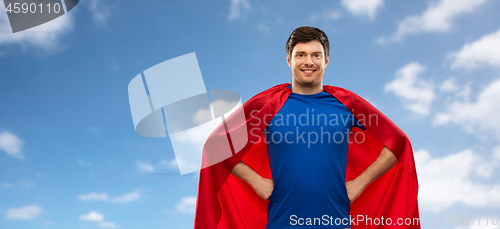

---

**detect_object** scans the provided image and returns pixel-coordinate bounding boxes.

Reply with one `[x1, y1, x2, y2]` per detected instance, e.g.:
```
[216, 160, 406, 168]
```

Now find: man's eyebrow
[295, 51, 323, 54]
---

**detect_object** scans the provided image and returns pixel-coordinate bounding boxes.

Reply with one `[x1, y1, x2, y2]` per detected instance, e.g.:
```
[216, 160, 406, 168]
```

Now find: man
[194, 26, 420, 229]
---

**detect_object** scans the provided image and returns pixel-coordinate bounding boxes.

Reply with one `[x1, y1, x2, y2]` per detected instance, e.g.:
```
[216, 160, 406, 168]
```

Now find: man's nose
[305, 55, 314, 66]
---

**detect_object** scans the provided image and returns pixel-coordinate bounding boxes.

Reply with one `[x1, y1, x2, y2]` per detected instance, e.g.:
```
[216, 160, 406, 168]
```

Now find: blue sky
[1, 0, 500, 228]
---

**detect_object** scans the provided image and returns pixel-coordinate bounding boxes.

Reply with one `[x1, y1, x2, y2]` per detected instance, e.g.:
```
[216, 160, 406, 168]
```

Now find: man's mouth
[301, 69, 316, 74]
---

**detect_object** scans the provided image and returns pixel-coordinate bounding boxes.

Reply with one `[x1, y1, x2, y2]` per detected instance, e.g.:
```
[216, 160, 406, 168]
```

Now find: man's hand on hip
[346, 179, 366, 204]
[345, 146, 398, 204]
[231, 161, 274, 201]
[252, 177, 274, 201]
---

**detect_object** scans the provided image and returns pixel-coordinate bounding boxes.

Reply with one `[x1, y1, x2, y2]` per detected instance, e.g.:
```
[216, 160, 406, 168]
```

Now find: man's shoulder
[323, 85, 357, 97]
[241, 83, 291, 107]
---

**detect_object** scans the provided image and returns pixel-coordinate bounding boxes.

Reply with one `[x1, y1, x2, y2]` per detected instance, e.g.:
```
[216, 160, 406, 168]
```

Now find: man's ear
[324, 55, 329, 68]
[286, 55, 291, 68]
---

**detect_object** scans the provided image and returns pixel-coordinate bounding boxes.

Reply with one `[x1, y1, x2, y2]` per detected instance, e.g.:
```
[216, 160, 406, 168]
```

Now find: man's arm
[346, 146, 398, 203]
[232, 161, 274, 200]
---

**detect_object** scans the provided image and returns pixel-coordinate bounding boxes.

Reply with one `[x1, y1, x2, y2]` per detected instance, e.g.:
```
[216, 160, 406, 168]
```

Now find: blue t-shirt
[264, 85, 365, 229]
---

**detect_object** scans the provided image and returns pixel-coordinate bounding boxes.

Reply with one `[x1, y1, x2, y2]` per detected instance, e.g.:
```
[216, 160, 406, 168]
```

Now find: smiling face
[287, 40, 329, 88]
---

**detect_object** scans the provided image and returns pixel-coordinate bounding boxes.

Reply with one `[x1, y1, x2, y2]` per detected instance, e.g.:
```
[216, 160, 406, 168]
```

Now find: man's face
[287, 40, 329, 87]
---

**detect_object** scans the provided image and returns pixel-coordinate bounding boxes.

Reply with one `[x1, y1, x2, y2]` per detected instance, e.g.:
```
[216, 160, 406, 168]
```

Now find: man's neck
[291, 83, 324, 95]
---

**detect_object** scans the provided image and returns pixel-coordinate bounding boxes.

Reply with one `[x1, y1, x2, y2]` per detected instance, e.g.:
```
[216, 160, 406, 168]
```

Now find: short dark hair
[286, 26, 329, 58]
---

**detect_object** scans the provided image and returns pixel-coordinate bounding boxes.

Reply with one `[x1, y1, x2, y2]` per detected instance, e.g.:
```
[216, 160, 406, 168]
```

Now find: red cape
[193, 83, 420, 229]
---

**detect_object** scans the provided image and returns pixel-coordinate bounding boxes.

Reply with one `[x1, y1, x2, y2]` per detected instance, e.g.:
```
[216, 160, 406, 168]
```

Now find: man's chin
[300, 78, 321, 86]
[296, 79, 321, 87]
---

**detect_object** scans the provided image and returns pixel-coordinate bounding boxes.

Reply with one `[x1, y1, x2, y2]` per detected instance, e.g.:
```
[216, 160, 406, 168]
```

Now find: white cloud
[136, 161, 155, 173]
[0, 181, 34, 190]
[79, 212, 118, 228]
[440, 77, 460, 92]
[193, 100, 236, 125]
[310, 10, 341, 22]
[78, 192, 109, 202]
[415, 149, 500, 211]
[99, 221, 118, 228]
[456, 81, 473, 101]
[434, 78, 500, 138]
[181, 123, 222, 146]
[78, 159, 93, 166]
[168, 121, 220, 174]
[0, 6, 73, 52]
[256, 24, 270, 33]
[176, 197, 196, 214]
[170, 100, 243, 174]
[0, 183, 14, 190]
[449, 29, 500, 70]
[80, 211, 104, 222]
[87, 0, 111, 25]
[377, 0, 489, 44]
[0, 131, 24, 160]
[159, 158, 177, 169]
[78, 190, 140, 204]
[494, 146, 500, 163]
[341, 0, 383, 20]
[385, 62, 435, 116]
[228, 0, 250, 20]
[88, 125, 101, 132]
[135, 159, 181, 173]
[110, 191, 140, 204]
[6, 205, 42, 220]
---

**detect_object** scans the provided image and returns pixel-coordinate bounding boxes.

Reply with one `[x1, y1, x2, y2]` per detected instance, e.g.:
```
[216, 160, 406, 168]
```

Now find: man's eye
[298, 54, 303, 57]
